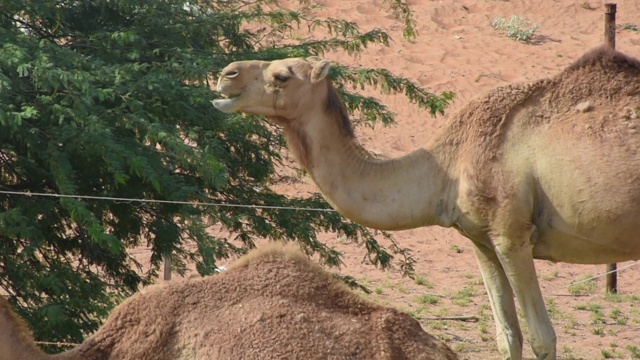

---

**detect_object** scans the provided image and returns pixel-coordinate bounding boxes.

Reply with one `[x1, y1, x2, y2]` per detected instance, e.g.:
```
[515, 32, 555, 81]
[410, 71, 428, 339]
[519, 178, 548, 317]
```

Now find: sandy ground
[185, 1, 640, 359]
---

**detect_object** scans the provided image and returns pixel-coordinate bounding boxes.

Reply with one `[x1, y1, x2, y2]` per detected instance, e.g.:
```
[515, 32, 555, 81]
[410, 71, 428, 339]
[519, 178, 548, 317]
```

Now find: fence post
[163, 251, 172, 281]
[604, 3, 617, 49]
[604, 3, 618, 294]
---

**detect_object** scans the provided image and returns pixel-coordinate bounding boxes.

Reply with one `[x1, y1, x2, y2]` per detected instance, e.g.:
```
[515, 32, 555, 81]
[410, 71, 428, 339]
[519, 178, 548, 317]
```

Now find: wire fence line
[35, 341, 81, 347]
[544, 260, 640, 297]
[4, 188, 639, 347]
[566, 261, 639, 287]
[2, 188, 638, 289]
[0, 189, 337, 212]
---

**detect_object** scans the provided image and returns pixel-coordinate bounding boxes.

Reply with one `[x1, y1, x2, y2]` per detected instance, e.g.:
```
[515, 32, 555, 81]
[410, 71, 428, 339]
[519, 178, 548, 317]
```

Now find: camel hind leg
[473, 242, 523, 360]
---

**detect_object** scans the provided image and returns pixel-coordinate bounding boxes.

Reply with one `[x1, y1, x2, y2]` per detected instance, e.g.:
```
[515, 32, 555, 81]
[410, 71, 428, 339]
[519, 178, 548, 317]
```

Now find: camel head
[212, 57, 332, 122]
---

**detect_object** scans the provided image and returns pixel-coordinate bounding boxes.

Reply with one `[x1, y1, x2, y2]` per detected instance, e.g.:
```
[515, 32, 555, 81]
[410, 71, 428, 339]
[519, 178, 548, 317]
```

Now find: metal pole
[604, 3, 617, 294]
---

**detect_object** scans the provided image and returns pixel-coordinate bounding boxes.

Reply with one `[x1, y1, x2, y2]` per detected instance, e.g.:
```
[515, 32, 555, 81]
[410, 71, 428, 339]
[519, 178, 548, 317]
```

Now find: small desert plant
[601, 349, 613, 358]
[416, 293, 440, 305]
[541, 269, 559, 281]
[593, 326, 605, 336]
[562, 345, 579, 360]
[451, 287, 476, 307]
[492, 16, 540, 42]
[577, 303, 607, 324]
[568, 274, 598, 295]
[619, 23, 639, 32]
[627, 345, 640, 359]
[609, 308, 628, 325]
[580, 1, 595, 10]
[405, 306, 428, 319]
[604, 292, 623, 302]
[414, 275, 433, 288]
[545, 298, 562, 319]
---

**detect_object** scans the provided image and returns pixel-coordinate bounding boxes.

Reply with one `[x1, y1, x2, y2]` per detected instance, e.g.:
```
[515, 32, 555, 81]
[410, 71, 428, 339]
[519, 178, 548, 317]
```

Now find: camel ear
[310, 60, 331, 84]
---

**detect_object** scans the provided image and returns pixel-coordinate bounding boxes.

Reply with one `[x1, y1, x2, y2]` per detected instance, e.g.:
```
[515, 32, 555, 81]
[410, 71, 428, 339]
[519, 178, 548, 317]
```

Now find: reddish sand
[182, 1, 640, 359]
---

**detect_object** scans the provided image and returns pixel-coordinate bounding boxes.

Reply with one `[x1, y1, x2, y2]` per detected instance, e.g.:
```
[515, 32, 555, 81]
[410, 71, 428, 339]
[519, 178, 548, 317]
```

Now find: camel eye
[274, 74, 290, 83]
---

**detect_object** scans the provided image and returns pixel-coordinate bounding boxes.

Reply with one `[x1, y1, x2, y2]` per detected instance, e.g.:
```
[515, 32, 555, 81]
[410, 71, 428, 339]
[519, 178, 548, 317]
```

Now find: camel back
[438, 46, 640, 156]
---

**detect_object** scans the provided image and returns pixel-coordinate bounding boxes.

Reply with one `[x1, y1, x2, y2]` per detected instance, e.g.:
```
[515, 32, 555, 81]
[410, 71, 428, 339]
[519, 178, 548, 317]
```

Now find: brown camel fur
[0, 244, 458, 360]
[212, 46, 640, 360]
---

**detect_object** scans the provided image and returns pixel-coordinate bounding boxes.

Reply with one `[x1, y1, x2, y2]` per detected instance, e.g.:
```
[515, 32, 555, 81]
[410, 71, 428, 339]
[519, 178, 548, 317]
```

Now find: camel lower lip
[212, 98, 238, 112]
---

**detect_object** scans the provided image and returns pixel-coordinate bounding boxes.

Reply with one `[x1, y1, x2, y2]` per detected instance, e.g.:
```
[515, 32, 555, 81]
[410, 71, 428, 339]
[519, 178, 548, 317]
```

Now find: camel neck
[0, 301, 48, 360]
[283, 111, 457, 231]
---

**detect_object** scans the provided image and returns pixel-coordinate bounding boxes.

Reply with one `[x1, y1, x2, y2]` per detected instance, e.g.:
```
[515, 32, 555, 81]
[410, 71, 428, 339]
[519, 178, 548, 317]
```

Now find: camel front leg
[493, 225, 556, 360]
[473, 242, 523, 360]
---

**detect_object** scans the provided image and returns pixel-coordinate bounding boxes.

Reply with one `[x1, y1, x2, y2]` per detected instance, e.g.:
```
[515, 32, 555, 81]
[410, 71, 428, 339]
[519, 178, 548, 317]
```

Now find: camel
[0, 244, 458, 360]
[212, 46, 640, 360]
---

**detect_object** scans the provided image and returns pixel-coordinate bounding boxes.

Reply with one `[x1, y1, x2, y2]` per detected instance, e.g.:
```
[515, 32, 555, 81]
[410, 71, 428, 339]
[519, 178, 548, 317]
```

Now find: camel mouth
[212, 91, 243, 113]
[220, 92, 241, 99]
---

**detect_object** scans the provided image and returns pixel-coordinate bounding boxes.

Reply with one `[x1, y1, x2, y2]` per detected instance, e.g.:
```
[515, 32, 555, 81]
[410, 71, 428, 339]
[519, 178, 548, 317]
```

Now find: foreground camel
[212, 46, 640, 360]
[0, 245, 458, 360]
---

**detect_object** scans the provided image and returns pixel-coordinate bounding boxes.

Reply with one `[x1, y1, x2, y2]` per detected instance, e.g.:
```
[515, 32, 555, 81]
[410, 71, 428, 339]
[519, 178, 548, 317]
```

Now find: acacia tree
[0, 0, 454, 348]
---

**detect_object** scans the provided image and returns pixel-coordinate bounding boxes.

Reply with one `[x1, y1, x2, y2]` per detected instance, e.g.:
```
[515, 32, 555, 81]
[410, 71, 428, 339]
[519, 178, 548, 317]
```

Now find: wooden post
[604, 3, 617, 294]
[604, 3, 617, 49]
[163, 251, 172, 281]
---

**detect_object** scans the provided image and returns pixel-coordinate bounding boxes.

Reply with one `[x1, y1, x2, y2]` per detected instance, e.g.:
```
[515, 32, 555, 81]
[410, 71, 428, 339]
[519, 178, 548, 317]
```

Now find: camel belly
[527, 133, 640, 264]
[530, 182, 640, 264]
[532, 215, 640, 264]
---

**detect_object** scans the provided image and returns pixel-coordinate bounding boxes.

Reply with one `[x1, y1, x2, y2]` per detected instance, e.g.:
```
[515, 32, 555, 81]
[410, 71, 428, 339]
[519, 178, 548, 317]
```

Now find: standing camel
[212, 46, 640, 360]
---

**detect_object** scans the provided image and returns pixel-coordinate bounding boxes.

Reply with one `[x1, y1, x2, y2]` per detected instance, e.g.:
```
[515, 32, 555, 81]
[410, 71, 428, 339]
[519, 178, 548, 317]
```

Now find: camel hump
[550, 46, 640, 107]
[564, 45, 640, 74]
[185, 243, 459, 359]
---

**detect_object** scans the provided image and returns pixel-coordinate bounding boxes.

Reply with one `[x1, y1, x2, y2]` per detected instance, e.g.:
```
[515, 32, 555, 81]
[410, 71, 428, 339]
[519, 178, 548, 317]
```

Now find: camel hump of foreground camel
[447, 45, 640, 162]
[0, 244, 458, 360]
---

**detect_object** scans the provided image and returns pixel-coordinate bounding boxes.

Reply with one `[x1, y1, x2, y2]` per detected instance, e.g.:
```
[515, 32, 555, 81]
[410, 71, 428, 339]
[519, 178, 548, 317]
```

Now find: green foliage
[0, 0, 453, 350]
[383, 0, 418, 41]
[491, 16, 540, 42]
